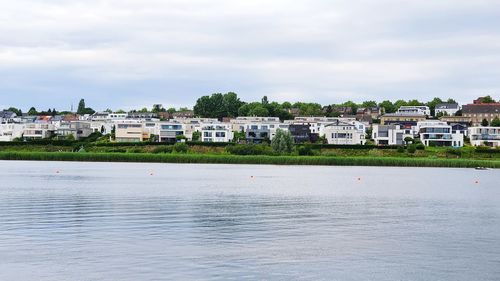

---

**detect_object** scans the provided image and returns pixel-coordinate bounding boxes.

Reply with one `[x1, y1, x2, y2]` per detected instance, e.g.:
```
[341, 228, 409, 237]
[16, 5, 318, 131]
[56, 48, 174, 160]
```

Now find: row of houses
[1, 98, 499, 147]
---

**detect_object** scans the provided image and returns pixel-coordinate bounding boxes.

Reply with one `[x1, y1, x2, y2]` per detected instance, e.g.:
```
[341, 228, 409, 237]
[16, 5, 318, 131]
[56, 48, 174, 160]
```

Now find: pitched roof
[462, 103, 500, 114]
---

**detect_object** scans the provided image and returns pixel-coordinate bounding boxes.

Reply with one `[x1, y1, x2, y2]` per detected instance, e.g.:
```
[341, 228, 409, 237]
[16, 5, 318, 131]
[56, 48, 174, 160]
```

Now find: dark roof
[436, 103, 459, 109]
[0, 111, 16, 118]
[462, 104, 500, 114]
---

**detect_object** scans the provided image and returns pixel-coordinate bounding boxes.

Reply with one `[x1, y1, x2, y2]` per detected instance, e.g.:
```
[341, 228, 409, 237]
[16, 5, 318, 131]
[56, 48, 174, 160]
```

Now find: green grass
[0, 151, 499, 169]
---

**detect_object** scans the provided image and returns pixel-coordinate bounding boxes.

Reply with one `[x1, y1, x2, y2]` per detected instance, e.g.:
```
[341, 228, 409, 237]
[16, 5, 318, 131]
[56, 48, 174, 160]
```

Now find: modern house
[0, 123, 25, 141]
[245, 123, 271, 143]
[323, 119, 366, 145]
[462, 103, 500, 126]
[397, 106, 430, 116]
[0, 111, 19, 124]
[157, 122, 185, 143]
[55, 121, 93, 140]
[380, 113, 427, 128]
[468, 127, 500, 147]
[23, 123, 56, 140]
[416, 121, 463, 147]
[372, 124, 415, 146]
[201, 123, 233, 142]
[114, 121, 148, 142]
[435, 103, 460, 116]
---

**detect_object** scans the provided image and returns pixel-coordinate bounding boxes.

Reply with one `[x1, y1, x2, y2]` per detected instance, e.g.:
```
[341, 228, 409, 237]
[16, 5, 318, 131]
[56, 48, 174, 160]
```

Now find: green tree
[77, 99, 86, 114]
[394, 100, 408, 111]
[138, 107, 149, 113]
[342, 101, 358, 114]
[407, 99, 423, 106]
[223, 92, 244, 118]
[426, 97, 443, 116]
[361, 101, 377, 108]
[5, 107, 22, 116]
[192, 131, 201, 141]
[481, 95, 496, 103]
[491, 117, 500, 127]
[27, 107, 38, 116]
[481, 119, 489, 126]
[271, 129, 293, 154]
[378, 100, 395, 113]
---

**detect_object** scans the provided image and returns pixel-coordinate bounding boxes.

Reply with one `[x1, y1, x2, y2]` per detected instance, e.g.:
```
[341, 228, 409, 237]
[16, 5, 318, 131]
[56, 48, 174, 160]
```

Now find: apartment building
[56, 121, 93, 140]
[157, 122, 185, 143]
[0, 123, 25, 141]
[380, 113, 427, 128]
[372, 124, 414, 146]
[462, 103, 500, 126]
[397, 106, 430, 116]
[435, 103, 460, 116]
[23, 123, 56, 140]
[115, 121, 148, 142]
[323, 119, 366, 145]
[469, 127, 500, 147]
[201, 123, 233, 142]
[416, 121, 463, 147]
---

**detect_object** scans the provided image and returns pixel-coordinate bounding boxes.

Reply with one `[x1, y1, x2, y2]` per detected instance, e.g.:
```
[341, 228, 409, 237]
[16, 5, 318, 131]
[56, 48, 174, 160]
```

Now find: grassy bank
[1, 151, 499, 168]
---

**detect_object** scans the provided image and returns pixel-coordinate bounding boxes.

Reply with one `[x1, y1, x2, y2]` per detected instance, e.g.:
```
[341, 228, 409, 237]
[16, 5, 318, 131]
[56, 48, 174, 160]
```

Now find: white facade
[435, 103, 460, 116]
[397, 106, 430, 116]
[416, 121, 463, 147]
[0, 124, 25, 141]
[23, 123, 56, 139]
[372, 124, 415, 146]
[56, 121, 93, 140]
[323, 120, 366, 145]
[469, 127, 500, 147]
[201, 123, 233, 142]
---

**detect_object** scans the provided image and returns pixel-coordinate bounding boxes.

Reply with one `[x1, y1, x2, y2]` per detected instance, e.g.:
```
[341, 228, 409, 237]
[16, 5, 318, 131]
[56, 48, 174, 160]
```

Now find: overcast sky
[1, 0, 500, 111]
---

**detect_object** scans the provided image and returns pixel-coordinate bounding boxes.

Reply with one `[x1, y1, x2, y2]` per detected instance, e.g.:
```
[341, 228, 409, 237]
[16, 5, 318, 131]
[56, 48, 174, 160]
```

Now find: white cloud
[1, 0, 500, 109]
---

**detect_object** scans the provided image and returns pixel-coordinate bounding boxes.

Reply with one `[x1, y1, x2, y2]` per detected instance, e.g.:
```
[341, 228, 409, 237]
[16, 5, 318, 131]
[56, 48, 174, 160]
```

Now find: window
[216, 132, 225, 138]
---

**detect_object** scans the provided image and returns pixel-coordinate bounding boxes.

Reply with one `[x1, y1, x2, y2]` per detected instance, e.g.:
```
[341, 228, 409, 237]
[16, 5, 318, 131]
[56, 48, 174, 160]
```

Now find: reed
[0, 151, 499, 168]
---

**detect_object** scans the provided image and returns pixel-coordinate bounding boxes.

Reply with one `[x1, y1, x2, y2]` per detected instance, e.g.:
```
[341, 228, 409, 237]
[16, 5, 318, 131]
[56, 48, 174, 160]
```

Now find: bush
[173, 142, 189, 153]
[225, 144, 273, 155]
[446, 147, 462, 157]
[271, 129, 293, 154]
[407, 145, 417, 154]
[297, 144, 315, 156]
[152, 146, 173, 154]
[397, 146, 405, 153]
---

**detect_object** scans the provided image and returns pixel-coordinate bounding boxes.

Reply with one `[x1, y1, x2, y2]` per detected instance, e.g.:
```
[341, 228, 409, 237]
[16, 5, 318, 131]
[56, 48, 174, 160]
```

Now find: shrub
[271, 129, 293, 154]
[297, 144, 314, 156]
[173, 142, 189, 153]
[416, 144, 425, 150]
[407, 145, 417, 154]
[397, 146, 405, 153]
[225, 144, 273, 155]
[152, 146, 173, 154]
[446, 147, 462, 157]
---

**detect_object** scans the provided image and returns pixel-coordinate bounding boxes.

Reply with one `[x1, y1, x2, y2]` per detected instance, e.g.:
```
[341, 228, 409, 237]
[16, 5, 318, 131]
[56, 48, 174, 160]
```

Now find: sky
[1, 0, 500, 112]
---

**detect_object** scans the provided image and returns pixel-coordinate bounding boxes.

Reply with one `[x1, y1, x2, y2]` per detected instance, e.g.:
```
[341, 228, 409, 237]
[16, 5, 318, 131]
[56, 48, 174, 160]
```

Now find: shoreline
[0, 151, 499, 169]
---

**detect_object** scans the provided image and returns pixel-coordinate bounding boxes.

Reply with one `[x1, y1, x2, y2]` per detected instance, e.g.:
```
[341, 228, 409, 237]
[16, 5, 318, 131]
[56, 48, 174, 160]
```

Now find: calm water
[0, 161, 499, 281]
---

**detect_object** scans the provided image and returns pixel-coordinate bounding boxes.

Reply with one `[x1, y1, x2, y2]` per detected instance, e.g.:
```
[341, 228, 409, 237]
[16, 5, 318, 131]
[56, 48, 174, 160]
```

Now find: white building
[0, 123, 25, 141]
[157, 122, 185, 143]
[372, 124, 415, 146]
[469, 127, 500, 147]
[23, 123, 56, 140]
[435, 103, 460, 116]
[114, 121, 147, 142]
[0, 111, 19, 124]
[416, 121, 463, 147]
[323, 119, 366, 145]
[397, 106, 430, 116]
[56, 121, 93, 140]
[201, 123, 233, 142]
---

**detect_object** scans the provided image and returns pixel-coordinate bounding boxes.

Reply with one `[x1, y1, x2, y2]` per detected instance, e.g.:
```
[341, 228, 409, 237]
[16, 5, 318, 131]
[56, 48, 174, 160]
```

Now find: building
[172, 110, 194, 119]
[56, 121, 93, 140]
[380, 113, 427, 128]
[127, 112, 158, 120]
[0, 111, 18, 124]
[157, 122, 185, 143]
[0, 123, 25, 141]
[245, 123, 271, 143]
[372, 124, 414, 146]
[114, 121, 148, 142]
[462, 103, 500, 126]
[416, 121, 463, 147]
[23, 123, 56, 140]
[323, 119, 366, 145]
[435, 103, 460, 116]
[200, 123, 233, 142]
[397, 106, 430, 116]
[469, 127, 500, 147]
[356, 107, 384, 121]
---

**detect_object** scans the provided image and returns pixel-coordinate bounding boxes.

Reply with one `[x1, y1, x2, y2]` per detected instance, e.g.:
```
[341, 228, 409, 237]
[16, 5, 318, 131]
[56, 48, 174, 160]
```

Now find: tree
[491, 117, 500, 127]
[407, 99, 423, 106]
[192, 131, 201, 141]
[223, 92, 244, 118]
[167, 108, 176, 114]
[5, 107, 22, 116]
[138, 107, 149, 113]
[342, 101, 358, 114]
[77, 99, 86, 114]
[426, 97, 443, 116]
[361, 101, 377, 108]
[378, 100, 395, 113]
[446, 98, 457, 104]
[271, 129, 293, 154]
[481, 95, 496, 103]
[27, 107, 38, 116]
[394, 100, 407, 111]
[481, 119, 489, 126]
[261, 96, 269, 106]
